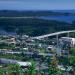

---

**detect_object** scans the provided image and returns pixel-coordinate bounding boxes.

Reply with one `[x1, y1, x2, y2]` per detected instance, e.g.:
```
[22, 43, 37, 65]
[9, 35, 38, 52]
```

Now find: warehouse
[59, 37, 75, 47]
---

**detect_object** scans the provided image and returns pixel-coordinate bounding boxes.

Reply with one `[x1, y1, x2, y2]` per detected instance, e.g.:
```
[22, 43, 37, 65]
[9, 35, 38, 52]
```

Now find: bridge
[32, 30, 75, 46]
[32, 30, 75, 39]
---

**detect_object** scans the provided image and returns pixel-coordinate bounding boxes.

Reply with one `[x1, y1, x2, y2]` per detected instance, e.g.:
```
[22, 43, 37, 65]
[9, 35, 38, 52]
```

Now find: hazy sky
[0, 0, 75, 10]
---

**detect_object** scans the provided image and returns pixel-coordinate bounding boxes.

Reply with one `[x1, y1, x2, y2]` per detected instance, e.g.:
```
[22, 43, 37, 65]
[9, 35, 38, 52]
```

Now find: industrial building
[59, 37, 75, 47]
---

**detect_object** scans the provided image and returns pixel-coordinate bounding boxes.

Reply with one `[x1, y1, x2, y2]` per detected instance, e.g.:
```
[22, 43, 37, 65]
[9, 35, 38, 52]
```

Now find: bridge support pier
[67, 32, 70, 37]
[56, 34, 59, 47]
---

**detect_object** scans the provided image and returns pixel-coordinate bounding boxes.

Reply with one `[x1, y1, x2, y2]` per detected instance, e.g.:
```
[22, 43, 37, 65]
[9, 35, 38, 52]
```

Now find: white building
[59, 37, 75, 47]
[0, 58, 31, 68]
[17, 62, 31, 67]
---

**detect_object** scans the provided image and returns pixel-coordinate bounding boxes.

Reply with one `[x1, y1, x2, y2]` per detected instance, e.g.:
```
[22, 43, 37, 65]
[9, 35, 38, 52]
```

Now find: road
[0, 50, 53, 57]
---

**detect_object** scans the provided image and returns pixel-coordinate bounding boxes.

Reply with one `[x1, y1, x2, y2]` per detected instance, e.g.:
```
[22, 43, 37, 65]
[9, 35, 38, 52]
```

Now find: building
[17, 62, 31, 68]
[58, 37, 75, 56]
[59, 37, 75, 47]
[0, 58, 31, 68]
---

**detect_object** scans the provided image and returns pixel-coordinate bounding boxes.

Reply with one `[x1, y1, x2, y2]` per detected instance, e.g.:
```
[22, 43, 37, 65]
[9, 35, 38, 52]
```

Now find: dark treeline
[0, 10, 73, 17]
[0, 18, 75, 36]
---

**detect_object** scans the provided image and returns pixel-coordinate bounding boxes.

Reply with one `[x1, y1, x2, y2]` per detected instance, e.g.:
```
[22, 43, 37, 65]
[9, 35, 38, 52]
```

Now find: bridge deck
[32, 30, 75, 39]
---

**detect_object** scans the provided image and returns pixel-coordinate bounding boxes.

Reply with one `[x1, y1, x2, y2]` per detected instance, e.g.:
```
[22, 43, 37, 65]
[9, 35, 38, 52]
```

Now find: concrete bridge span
[32, 30, 75, 39]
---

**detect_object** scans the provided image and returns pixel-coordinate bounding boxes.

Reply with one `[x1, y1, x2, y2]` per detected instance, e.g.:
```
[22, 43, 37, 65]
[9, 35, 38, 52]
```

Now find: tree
[28, 60, 36, 75]
[48, 55, 62, 75]
[7, 64, 21, 75]
[0, 67, 4, 75]
[69, 48, 75, 75]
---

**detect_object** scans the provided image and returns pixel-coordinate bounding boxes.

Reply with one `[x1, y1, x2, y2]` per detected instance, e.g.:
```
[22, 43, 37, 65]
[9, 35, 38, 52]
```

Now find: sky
[0, 0, 75, 10]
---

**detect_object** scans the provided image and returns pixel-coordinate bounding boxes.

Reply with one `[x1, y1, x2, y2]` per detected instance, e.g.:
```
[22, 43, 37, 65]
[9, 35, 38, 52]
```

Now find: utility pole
[67, 32, 70, 75]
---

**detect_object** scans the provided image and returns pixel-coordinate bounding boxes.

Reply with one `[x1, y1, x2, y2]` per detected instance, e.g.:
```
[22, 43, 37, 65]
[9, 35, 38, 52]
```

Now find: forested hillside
[0, 10, 72, 17]
[0, 18, 75, 36]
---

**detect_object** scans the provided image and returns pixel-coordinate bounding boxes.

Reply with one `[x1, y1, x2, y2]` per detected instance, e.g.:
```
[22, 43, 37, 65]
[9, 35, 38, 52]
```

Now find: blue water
[53, 10, 75, 13]
[37, 15, 75, 23]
